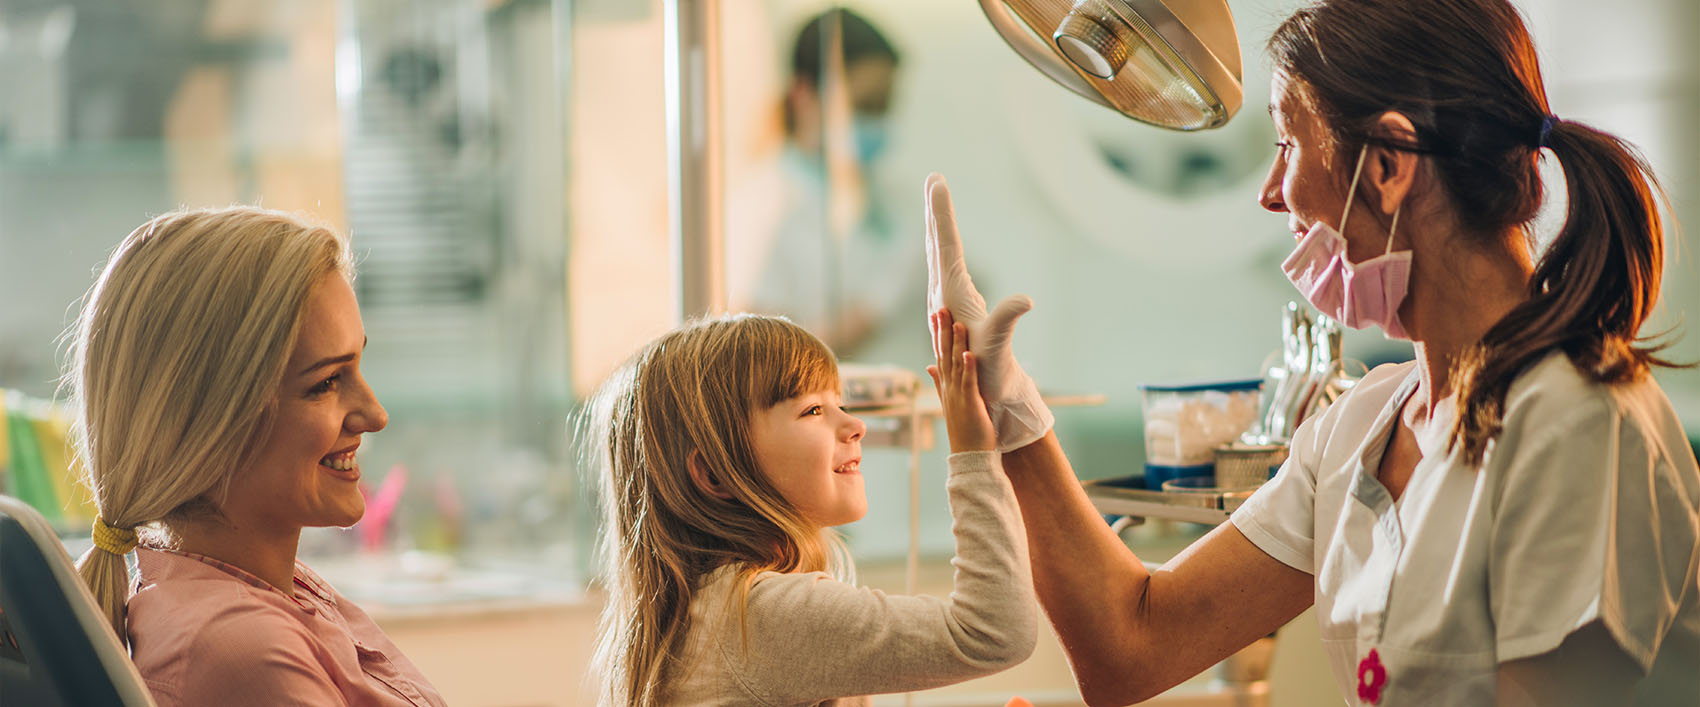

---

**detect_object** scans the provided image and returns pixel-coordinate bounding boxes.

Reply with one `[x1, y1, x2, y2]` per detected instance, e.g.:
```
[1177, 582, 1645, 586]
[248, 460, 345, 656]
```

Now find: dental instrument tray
[1082, 474, 1238, 525]
[839, 363, 922, 408]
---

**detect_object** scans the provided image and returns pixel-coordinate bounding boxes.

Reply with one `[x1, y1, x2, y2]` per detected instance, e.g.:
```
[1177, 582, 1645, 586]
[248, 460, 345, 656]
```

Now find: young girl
[586, 312, 1036, 706]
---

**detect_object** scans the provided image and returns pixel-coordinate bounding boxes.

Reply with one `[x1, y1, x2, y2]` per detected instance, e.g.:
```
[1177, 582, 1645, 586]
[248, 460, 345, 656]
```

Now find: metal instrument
[1250, 304, 1362, 445]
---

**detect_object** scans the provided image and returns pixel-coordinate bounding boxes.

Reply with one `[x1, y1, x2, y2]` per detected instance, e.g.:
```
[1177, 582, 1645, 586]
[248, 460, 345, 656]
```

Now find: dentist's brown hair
[1269, 0, 1681, 463]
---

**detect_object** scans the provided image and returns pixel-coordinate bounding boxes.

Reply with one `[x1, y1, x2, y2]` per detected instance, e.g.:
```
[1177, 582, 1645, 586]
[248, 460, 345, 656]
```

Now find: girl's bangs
[749, 318, 839, 407]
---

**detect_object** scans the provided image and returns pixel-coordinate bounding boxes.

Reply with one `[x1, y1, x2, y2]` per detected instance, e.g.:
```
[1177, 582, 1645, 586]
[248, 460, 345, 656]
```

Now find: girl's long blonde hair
[65, 206, 353, 644]
[584, 314, 852, 706]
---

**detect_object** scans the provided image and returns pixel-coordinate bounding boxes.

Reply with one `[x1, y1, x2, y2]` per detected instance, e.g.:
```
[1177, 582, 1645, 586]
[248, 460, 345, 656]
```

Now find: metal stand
[663, 0, 724, 320]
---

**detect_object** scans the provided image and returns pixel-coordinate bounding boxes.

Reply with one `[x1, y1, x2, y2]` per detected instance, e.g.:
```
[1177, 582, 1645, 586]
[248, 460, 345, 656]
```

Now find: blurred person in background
[728, 7, 921, 357]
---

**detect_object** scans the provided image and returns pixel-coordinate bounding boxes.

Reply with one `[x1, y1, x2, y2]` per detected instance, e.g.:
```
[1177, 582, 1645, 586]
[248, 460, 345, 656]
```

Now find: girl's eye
[802, 404, 823, 417]
[308, 374, 341, 396]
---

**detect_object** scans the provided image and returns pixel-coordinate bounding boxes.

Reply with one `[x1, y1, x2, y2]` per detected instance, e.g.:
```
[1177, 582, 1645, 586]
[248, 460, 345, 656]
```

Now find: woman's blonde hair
[584, 314, 852, 707]
[65, 206, 353, 643]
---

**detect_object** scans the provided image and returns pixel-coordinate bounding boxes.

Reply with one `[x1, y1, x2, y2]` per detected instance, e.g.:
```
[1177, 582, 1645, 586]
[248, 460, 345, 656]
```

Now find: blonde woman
[586, 313, 1036, 706]
[68, 207, 445, 706]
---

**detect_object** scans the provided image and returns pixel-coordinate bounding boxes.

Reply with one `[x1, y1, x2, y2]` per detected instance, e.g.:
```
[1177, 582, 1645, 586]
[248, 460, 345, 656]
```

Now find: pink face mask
[1280, 147, 1413, 340]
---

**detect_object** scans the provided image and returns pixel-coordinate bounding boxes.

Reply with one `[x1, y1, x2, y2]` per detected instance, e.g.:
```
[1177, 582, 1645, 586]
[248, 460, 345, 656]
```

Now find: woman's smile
[319, 444, 361, 480]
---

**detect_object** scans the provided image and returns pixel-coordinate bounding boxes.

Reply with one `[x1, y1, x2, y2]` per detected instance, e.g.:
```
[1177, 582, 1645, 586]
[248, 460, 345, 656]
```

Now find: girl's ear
[687, 450, 735, 501]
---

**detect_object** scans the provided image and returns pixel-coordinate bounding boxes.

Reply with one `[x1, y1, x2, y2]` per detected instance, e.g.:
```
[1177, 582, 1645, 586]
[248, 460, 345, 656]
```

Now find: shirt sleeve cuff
[947, 450, 1001, 476]
[1231, 504, 1314, 574]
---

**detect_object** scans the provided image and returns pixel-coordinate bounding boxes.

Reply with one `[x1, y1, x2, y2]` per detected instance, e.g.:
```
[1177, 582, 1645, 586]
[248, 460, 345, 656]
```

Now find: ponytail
[1450, 119, 1683, 464]
[76, 521, 137, 642]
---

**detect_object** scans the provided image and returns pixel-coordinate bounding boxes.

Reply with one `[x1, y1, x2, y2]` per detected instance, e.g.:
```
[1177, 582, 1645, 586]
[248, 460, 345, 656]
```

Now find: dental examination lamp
[981, 0, 1243, 130]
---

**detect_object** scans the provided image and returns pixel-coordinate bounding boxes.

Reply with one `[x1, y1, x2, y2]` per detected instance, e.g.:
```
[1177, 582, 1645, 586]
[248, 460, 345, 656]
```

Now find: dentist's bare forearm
[1001, 432, 1315, 706]
[1001, 432, 1148, 599]
[1000, 431, 1159, 700]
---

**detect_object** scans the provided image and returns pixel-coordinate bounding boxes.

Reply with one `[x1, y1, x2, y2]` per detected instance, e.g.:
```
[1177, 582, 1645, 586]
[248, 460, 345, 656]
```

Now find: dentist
[925, 0, 1699, 705]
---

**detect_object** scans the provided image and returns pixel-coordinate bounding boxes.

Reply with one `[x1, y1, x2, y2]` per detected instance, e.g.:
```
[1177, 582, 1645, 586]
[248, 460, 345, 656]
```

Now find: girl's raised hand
[927, 309, 998, 453]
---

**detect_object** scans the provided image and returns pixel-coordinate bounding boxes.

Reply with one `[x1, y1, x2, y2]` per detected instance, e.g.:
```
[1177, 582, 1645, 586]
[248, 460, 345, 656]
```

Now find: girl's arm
[720, 312, 1035, 703]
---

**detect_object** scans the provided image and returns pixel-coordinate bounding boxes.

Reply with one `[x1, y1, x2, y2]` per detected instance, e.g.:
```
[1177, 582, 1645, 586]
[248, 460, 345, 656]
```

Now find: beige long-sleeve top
[662, 451, 1037, 706]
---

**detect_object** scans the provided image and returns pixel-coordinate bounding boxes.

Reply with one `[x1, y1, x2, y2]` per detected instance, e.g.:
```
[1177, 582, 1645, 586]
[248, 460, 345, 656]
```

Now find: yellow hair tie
[92, 517, 139, 555]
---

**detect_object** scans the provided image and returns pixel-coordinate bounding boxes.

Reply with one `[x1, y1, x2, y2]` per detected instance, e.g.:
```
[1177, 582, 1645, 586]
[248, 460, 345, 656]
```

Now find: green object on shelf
[5, 405, 60, 523]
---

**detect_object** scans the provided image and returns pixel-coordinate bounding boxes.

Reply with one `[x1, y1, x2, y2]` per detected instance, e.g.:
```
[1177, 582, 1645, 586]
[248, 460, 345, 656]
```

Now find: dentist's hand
[925, 172, 1054, 452]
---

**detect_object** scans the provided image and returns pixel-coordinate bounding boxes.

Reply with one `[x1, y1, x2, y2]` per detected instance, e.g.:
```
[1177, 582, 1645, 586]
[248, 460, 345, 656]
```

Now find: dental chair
[0, 494, 155, 707]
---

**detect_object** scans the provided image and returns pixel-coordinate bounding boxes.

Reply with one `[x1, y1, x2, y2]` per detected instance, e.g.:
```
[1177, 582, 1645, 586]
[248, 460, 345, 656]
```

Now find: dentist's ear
[1366, 111, 1422, 216]
[686, 451, 735, 501]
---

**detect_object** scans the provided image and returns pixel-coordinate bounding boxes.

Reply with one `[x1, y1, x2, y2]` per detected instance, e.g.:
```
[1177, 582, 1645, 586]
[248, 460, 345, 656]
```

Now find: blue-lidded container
[1140, 378, 1263, 485]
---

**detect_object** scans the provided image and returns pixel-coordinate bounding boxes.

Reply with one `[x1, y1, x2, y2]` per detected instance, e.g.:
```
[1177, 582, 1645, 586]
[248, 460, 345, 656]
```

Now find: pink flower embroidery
[1357, 648, 1387, 704]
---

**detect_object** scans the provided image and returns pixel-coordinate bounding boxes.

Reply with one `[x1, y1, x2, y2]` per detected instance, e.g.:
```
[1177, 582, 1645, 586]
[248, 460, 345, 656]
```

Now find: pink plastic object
[358, 464, 409, 551]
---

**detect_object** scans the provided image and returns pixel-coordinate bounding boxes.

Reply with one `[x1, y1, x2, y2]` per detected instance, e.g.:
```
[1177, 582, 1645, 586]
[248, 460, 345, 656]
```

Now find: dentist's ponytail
[1450, 119, 1677, 463]
[1269, 0, 1684, 466]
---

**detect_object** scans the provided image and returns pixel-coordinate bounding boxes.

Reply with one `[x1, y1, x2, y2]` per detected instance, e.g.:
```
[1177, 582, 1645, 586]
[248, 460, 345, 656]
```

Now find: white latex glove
[925, 172, 1054, 452]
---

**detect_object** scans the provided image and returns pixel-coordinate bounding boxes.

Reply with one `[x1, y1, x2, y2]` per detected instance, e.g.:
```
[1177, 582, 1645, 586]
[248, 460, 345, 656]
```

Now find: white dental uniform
[1231, 352, 1700, 705]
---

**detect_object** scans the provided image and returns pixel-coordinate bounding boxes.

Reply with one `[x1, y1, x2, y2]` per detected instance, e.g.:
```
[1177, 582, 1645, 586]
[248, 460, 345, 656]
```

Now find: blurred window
[0, 0, 584, 600]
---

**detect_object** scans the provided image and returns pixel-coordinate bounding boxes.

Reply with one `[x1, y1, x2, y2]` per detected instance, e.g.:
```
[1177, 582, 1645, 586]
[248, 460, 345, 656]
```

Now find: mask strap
[1385, 205, 1402, 256]
[1337, 146, 1369, 235]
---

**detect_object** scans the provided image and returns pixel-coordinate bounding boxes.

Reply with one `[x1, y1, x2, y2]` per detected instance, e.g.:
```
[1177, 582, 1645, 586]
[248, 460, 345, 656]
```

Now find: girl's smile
[748, 389, 868, 529]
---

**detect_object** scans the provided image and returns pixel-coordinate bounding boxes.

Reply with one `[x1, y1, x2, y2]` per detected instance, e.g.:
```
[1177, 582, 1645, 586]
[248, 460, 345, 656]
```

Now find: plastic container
[1141, 379, 1262, 479]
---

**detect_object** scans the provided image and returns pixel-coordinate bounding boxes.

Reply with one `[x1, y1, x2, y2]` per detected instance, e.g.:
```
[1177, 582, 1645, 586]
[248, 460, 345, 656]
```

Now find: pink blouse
[127, 547, 446, 707]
